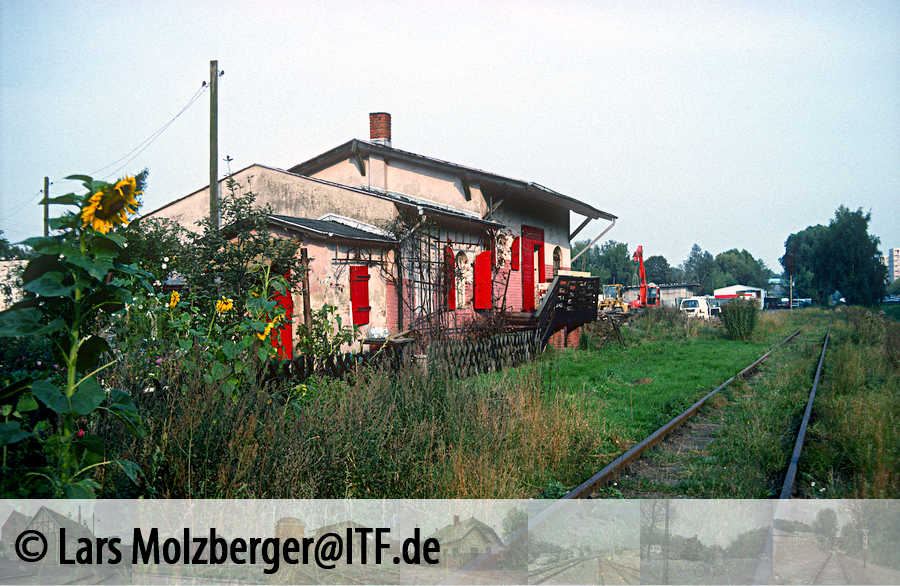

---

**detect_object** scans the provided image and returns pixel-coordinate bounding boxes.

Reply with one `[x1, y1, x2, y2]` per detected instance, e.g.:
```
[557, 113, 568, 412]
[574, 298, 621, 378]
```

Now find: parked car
[679, 297, 715, 319]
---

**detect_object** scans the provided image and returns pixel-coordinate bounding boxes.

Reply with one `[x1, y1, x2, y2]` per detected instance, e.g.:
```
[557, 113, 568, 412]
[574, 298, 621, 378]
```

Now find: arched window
[552, 246, 562, 278]
[510, 237, 520, 270]
[444, 244, 455, 310]
[455, 252, 469, 307]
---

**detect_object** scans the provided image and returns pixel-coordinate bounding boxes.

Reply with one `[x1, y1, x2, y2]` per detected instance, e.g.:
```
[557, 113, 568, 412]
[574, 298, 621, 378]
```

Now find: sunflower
[168, 290, 180, 309]
[80, 176, 141, 234]
[256, 314, 282, 340]
[215, 297, 234, 314]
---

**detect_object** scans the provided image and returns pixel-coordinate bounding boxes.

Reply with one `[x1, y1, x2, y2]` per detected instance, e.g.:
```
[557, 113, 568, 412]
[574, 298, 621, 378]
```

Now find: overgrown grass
[618, 317, 832, 497]
[97, 308, 825, 498]
[101, 363, 601, 498]
[479, 309, 807, 494]
[799, 307, 899, 497]
[879, 302, 900, 322]
[611, 307, 897, 498]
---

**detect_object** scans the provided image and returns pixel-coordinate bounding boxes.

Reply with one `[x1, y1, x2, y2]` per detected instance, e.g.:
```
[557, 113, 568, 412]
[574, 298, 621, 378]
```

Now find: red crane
[629, 245, 660, 309]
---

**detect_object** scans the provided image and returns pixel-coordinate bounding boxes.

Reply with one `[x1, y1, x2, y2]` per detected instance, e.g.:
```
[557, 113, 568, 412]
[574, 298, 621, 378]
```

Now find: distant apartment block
[888, 248, 900, 282]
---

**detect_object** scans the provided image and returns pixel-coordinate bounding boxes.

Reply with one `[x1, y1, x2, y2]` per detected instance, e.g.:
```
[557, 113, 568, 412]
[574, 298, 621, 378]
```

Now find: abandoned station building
[145, 113, 616, 356]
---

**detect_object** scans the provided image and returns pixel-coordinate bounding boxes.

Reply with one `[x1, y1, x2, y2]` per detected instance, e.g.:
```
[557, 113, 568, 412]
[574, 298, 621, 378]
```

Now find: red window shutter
[445, 244, 456, 311]
[473, 250, 492, 310]
[266, 271, 294, 360]
[510, 237, 520, 271]
[270, 270, 293, 360]
[349, 266, 370, 325]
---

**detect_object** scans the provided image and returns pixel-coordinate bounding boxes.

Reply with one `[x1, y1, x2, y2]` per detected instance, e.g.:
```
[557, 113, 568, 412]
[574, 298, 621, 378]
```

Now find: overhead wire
[3, 80, 210, 238]
[0, 189, 47, 225]
[89, 82, 208, 180]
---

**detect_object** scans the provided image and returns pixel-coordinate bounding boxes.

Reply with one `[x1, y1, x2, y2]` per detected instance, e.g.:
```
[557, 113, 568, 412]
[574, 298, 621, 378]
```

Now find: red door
[521, 225, 545, 311]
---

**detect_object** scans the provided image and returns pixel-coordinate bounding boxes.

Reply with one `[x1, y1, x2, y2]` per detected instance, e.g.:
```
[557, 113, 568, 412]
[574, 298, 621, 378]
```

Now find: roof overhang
[267, 215, 397, 245]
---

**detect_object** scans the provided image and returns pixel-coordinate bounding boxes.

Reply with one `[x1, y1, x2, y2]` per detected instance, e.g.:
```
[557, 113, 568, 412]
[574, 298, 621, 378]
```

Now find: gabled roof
[288, 139, 616, 221]
[268, 214, 397, 244]
[430, 517, 504, 548]
[27, 506, 94, 539]
[143, 163, 504, 231]
[2, 510, 29, 533]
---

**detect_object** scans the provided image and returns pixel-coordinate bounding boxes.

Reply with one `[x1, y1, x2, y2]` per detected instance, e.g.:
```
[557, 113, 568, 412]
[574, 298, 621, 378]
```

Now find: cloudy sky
[1, 1, 897, 270]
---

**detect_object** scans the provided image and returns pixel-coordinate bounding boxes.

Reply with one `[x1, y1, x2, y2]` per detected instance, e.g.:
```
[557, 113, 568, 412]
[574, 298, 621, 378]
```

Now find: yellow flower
[215, 297, 234, 314]
[255, 314, 282, 340]
[80, 176, 141, 234]
[168, 290, 180, 309]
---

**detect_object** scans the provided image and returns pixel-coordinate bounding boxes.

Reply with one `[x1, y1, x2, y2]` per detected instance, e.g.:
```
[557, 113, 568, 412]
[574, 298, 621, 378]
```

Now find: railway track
[812, 550, 850, 585]
[564, 326, 805, 499]
[779, 326, 830, 499]
[528, 557, 588, 583]
[603, 559, 641, 584]
[529, 556, 640, 585]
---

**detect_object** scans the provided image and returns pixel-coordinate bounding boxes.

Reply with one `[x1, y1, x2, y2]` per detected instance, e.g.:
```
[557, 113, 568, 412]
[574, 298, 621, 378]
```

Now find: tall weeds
[802, 309, 898, 497]
[101, 362, 601, 498]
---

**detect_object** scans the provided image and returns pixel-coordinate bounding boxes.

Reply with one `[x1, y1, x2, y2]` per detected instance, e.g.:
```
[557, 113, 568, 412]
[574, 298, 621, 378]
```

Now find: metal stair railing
[534, 275, 600, 349]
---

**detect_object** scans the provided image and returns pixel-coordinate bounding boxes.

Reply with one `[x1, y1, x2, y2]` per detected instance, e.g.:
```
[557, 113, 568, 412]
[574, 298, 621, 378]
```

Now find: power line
[0, 189, 46, 224]
[88, 82, 209, 180]
[2, 81, 209, 237]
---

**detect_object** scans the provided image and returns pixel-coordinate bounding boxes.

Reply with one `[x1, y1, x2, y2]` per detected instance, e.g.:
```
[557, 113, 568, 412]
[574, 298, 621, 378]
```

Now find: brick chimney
[369, 112, 391, 147]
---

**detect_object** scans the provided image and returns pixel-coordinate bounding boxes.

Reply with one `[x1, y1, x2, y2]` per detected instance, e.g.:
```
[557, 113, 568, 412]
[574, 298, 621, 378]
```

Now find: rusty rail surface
[563, 326, 804, 499]
[779, 326, 830, 499]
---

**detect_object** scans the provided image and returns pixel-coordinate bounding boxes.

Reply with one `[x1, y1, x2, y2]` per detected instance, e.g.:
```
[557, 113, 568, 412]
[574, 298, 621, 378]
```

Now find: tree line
[570, 240, 773, 295]
[781, 206, 887, 306]
[571, 205, 890, 305]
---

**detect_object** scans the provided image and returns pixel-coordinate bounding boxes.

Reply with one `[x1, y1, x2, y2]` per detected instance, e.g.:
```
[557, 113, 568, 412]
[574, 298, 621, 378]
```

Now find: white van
[679, 296, 714, 319]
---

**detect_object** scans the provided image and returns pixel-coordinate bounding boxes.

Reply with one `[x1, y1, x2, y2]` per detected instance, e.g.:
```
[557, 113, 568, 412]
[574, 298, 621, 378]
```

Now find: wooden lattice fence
[269, 328, 540, 383]
[426, 329, 539, 378]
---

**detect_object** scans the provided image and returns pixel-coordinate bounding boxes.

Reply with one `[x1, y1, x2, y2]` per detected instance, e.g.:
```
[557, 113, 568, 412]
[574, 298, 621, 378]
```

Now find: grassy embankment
[611, 307, 897, 498]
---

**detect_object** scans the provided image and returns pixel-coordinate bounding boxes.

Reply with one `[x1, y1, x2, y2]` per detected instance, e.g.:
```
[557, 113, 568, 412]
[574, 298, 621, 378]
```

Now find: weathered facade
[144, 113, 615, 354]
[429, 515, 505, 569]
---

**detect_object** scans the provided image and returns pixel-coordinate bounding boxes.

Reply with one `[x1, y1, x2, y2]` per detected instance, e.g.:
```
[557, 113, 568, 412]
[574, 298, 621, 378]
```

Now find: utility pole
[209, 59, 219, 230]
[43, 176, 49, 236]
[789, 274, 793, 311]
[663, 500, 670, 584]
[300, 248, 312, 325]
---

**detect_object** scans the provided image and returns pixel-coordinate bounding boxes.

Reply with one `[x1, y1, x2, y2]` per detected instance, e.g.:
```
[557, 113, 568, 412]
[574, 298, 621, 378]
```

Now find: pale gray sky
[2, 1, 897, 270]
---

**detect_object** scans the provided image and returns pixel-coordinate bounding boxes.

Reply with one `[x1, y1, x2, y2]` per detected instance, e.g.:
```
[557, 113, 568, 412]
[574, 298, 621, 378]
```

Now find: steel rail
[779, 326, 830, 499]
[531, 557, 598, 584]
[563, 327, 804, 499]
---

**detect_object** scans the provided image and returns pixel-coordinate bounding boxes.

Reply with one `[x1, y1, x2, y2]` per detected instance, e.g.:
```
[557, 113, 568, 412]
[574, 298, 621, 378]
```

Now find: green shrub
[844, 306, 885, 345]
[720, 298, 758, 340]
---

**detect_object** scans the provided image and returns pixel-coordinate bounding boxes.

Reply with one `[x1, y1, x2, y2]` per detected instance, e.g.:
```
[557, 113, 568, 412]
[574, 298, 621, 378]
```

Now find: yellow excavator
[599, 284, 629, 313]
